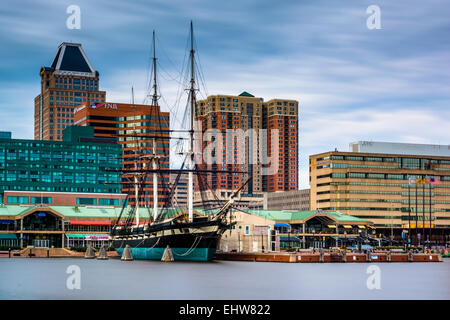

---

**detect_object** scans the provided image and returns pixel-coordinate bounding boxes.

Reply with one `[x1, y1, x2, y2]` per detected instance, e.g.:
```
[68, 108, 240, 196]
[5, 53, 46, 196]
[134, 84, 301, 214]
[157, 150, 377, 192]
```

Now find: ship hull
[115, 247, 216, 261]
[111, 222, 224, 261]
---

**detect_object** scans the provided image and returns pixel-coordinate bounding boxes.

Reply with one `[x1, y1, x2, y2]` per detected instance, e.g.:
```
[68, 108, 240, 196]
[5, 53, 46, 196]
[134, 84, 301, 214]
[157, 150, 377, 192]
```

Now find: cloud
[0, 0, 449, 190]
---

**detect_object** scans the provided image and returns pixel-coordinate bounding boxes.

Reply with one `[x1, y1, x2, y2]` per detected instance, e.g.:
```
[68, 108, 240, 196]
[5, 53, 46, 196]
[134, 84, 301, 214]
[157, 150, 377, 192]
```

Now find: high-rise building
[34, 42, 106, 141]
[350, 141, 450, 157]
[263, 189, 310, 211]
[309, 148, 450, 243]
[264, 98, 299, 192]
[195, 92, 298, 199]
[73, 102, 170, 206]
[170, 173, 188, 208]
[0, 126, 122, 199]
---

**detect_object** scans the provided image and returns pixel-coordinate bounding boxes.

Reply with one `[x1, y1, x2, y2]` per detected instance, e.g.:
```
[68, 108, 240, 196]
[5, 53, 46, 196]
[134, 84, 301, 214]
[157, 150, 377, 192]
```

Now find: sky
[0, 0, 449, 189]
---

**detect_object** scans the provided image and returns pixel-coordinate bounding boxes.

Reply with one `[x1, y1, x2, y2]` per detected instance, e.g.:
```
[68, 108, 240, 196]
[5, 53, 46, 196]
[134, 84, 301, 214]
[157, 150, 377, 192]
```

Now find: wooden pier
[215, 251, 443, 263]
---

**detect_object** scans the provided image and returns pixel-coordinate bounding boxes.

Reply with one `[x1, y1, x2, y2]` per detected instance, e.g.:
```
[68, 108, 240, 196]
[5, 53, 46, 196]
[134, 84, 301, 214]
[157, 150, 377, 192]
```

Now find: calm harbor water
[0, 258, 449, 300]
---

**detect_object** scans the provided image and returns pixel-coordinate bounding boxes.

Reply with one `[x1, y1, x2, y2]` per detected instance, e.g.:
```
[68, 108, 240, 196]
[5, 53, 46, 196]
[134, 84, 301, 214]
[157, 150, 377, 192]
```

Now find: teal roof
[0, 205, 371, 224]
[238, 91, 255, 97]
[244, 209, 371, 224]
[0, 205, 207, 220]
[0, 205, 35, 217]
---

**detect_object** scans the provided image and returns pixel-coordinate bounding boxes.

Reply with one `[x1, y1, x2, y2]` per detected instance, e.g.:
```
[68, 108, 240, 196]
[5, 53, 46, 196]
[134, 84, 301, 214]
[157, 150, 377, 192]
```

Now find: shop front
[66, 234, 110, 248]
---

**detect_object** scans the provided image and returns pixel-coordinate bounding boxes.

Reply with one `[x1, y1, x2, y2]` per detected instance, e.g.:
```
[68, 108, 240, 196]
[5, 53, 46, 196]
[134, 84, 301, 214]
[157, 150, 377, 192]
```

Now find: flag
[416, 177, 429, 185]
[90, 102, 104, 109]
[429, 177, 440, 185]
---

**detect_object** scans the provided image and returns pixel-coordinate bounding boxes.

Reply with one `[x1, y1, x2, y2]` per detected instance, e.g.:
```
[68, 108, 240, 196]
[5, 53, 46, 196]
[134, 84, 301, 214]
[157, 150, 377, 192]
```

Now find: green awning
[0, 233, 18, 240]
[332, 236, 358, 239]
[66, 234, 109, 239]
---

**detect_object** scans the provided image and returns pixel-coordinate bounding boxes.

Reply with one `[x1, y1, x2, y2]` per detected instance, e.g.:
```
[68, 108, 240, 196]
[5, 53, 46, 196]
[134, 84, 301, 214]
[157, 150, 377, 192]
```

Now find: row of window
[330, 182, 450, 188]
[0, 185, 120, 193]
[323, 155, 450, 166]
[326, 173, 449, 181]
[5, 196, 121, 206]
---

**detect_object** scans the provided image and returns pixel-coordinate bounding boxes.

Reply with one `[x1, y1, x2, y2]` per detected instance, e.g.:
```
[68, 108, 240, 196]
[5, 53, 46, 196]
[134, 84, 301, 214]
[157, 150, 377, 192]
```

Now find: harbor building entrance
[16, 208, 66, 248]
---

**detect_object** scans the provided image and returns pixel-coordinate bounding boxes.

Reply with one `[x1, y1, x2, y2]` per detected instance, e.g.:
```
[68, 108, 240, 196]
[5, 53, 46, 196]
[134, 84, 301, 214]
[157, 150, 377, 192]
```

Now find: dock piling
[161, 245, 174, 262]
[121, 245, 133, 261]
[84, 244, 96, 259]
[365, 250, 371, 262]
[408, 250, 414, 262]
[97, 245, 109, 260]
[342, 250, 347, 263]
[319, 249, 324, 263]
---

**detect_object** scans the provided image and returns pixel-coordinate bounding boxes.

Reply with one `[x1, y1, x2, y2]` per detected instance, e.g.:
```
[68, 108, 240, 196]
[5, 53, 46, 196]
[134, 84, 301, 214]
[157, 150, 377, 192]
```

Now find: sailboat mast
[187, 21, 195, 222]
[151, 30, 159, 221]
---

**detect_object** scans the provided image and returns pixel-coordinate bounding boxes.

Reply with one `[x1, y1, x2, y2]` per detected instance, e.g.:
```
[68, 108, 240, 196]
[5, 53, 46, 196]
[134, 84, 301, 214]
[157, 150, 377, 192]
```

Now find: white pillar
[134, 175, 140, 226]
[153, 159, 158, 221]
[188, 155, 194, 222]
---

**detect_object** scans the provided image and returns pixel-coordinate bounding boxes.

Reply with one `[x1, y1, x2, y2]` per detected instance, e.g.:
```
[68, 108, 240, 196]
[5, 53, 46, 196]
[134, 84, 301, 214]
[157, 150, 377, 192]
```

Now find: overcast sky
[0, 0, 449, 188]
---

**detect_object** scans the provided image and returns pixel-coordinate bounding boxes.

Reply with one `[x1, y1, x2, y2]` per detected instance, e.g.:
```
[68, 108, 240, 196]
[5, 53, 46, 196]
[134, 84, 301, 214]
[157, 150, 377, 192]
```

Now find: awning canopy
[69, 220, 112, 226]
[358, 225, 366, 229]
[280, 236, 300, 242]
[327, 225, 336, 228]
[332, 235, 358, 239]
[0, 233, 18, 240]
[274, 223, 291, 228]
[66, 234, 109, 240]
[343, 225, 352, 229]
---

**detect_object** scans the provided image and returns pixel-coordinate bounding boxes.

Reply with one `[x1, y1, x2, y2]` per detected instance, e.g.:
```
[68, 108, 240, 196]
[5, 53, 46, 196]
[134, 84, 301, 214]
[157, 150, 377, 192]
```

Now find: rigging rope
[171, 236, 202, 257]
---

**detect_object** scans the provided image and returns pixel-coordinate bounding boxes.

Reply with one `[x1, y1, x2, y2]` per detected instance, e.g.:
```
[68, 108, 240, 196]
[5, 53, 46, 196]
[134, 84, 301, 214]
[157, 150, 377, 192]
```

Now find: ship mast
[151, 30, 159, 221]
[187, 21, 195, 223]
[132, 86, 140, 226]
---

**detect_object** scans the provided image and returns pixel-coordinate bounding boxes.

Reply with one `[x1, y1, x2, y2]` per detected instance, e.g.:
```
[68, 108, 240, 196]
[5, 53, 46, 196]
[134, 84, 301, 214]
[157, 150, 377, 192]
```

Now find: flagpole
[408, 176, 411, 248]
[415, 181, 418, 246]
[422, 180, 425, 249]
[429, 183, 432, 248]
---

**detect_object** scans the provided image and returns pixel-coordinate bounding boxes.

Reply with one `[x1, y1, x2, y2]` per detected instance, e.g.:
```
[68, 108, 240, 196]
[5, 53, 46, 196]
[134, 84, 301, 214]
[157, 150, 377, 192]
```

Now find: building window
[7, 196, 29, 204]
[98, 198, 119, 206]
[30, 197, 52, 204]
[76, 198, 97, 205]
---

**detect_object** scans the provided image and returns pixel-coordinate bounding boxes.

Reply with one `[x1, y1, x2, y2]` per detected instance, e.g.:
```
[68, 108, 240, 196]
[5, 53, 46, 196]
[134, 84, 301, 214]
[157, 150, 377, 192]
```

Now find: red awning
[69, 220, 112, 226]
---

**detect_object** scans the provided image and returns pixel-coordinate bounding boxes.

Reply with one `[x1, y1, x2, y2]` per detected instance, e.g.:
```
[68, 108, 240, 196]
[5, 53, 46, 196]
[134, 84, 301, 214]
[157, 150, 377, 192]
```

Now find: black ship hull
[111, 219, 228, 261]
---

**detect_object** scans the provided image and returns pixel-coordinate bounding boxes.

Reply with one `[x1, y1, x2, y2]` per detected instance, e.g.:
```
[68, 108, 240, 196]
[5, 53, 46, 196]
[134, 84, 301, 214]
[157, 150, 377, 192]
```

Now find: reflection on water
[0, 258, 449, 300]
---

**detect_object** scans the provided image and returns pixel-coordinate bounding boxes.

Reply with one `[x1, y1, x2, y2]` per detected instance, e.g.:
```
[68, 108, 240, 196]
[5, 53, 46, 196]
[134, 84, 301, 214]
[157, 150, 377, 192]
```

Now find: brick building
[34, 42, 106, 141]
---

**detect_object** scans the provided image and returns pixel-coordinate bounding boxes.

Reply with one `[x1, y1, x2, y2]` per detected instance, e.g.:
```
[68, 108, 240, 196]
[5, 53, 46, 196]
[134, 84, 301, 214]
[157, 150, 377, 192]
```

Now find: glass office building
[0, 126, 122, 199]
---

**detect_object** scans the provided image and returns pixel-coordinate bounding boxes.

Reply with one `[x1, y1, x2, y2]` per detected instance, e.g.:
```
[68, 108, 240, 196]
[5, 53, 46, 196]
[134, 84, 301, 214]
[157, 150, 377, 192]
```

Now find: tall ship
[110, 22, 249, 261]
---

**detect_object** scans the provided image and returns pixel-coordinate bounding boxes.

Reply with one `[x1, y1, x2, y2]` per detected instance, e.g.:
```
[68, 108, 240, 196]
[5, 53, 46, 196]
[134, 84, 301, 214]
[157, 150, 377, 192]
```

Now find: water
[0, 258, 449, 299]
